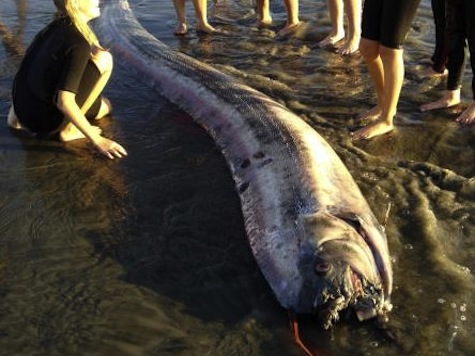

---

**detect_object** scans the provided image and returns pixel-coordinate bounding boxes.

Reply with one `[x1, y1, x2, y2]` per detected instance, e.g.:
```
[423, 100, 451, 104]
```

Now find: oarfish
[95, 0, 393, 328]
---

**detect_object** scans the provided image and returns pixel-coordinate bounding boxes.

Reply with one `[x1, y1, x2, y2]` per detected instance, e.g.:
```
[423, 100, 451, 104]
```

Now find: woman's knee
[92, 49, 113, 74]
[379, 45, 403, 63]
[97, 97, 112, 119]
[359, 38, 379, 61]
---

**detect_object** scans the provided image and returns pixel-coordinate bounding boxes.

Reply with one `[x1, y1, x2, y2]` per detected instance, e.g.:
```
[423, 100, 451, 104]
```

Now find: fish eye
[314, 261, 331, 275]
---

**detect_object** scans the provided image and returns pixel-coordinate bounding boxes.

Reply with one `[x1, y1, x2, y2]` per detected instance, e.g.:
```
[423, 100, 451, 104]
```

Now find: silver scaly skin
[95, 0, 393, 328]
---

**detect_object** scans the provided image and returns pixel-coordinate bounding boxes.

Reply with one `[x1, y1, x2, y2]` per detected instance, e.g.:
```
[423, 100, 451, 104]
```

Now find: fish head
[297, 211, 392, 329]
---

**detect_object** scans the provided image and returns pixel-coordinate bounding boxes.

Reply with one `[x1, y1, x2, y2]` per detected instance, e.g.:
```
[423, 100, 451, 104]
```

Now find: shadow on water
[99, 82, 269, 325]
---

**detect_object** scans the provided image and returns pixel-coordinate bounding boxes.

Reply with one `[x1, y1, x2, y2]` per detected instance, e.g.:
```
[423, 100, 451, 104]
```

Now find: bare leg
[172, 0, 188, 35]
[456, 100, 475, 124]
[354, 43, 404, 140]
[379, 45, 404, 124]
[82, 49, 113, 117]
[318, 0, 345, 48]
[193, 0, 216, 33]
[418, 64, 448, 78]
[278, 0, 301, 36]
[256, 0, 272, 26]
[59, 49, 113, 142]
[355, 38, 384, 123]
[336, 0, 361, 55]
[420, 89, 461, 112]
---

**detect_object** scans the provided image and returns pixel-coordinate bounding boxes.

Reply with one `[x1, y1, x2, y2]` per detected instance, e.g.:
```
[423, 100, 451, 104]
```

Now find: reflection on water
[0, 0, 474, 355]
[0, 0, 25, 57]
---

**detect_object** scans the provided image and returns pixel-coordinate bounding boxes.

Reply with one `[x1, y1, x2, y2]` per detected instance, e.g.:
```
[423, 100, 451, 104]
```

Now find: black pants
[431, 0, 447, 73]
[361, 0, 420, 49]
[446, 0, 475, 99]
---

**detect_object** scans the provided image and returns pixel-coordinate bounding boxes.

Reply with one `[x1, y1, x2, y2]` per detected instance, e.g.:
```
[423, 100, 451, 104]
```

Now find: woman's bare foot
[318, 32, 345, 48]
[456, 101, 475, 125]
[418, 65, 448, 79]
[257, 20, 272, 28]
[277, 21, 303, 37]
[174, 23, 188, 36]
[257, 14, 272, 27]
[352, 119, 394, 141]
[336, 37, 360, 55]
[7, 106, 23, 129]
[355, 106, 382, 124]
[420, 90, 461, 112]
[196, 22, 217, 34]
[60, 124, 102, 142]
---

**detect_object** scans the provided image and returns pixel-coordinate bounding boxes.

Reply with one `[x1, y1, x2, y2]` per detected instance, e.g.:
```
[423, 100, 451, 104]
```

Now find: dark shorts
[13, 60, 102, 136]
[361, 0, 421, 49]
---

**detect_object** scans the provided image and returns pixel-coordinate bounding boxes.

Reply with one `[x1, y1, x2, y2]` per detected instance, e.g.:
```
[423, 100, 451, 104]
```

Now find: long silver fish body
[95, 0, 393, 328]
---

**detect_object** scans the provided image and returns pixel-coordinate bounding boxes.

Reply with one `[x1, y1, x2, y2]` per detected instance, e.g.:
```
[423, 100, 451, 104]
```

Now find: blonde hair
[54, 0, 102, 49]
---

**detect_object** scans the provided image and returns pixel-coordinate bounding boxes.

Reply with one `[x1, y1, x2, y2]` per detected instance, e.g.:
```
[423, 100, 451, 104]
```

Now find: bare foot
[355, 106, 382, 124]
[257, 20, 272, 28]
[7, 106, 23, 130]
[196, 23, 217, 34]
[257, 15, 272, 27]
[318, 32, 345, 48]
[60, 124, 102, 142]
[352, 119, 394, 141]
[418, 65, 448, 79]
[455, 101, 475, 125]
[336, 37, 360, 55]
[420, 90, 461, 112]
[174, 23, 188, 36]
[277, 21, 303, 37]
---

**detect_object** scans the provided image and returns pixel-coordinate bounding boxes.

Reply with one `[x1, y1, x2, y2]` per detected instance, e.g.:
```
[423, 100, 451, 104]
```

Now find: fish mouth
[314, 268, 385, 329]
[300, 210, 393, 328]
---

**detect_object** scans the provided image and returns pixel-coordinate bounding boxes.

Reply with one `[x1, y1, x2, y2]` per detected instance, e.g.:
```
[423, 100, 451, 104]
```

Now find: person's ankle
[446, 89, 461, 103]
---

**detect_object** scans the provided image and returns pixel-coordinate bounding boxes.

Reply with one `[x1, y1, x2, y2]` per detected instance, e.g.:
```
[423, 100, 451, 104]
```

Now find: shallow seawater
[0, 0, 474, 355]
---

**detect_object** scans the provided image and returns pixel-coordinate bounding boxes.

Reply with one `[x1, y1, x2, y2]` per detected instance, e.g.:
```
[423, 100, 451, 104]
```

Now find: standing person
[420, 0, 475, 125]
[256, 0, 300, 37]
[7, 0, 126, 159]
[318, 0, 362, 55]
[172, 0, 216, 35]
[352, 0, 421, 141]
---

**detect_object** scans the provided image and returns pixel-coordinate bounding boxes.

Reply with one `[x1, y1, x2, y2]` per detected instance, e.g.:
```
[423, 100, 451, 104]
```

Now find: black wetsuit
[12, 17, 101, 136]
[446, 0, 475, 99]
[361, 0, 421, 49]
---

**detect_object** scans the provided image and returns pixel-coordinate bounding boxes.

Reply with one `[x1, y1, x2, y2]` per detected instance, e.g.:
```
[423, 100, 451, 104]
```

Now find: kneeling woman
[8, 0, 126, 159]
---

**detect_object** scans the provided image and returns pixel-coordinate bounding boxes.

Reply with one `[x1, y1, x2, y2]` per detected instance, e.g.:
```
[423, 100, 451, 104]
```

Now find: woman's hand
[93, 136, 128, 159]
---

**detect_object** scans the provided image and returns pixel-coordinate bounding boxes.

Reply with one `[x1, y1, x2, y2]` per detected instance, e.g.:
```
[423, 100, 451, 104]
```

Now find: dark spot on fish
[239, 182, 249, 194]
[253, 151, 265, 159]
[257, 158, 273, 168]
[240, 159, 251, 169]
